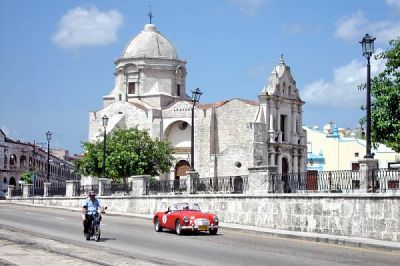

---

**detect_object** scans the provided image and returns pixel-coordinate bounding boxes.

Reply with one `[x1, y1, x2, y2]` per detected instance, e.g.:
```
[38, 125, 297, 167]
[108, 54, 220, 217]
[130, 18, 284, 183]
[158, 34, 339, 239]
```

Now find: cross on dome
[148, 4, 154, 24]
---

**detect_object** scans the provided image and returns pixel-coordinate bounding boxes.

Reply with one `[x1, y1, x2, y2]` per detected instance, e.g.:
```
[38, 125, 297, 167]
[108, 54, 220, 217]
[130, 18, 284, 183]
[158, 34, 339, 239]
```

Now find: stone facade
[88, 23, 307, 182]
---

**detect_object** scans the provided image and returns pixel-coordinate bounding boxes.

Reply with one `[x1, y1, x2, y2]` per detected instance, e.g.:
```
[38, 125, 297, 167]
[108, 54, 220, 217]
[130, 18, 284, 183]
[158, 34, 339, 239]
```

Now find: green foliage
[148, 176, 159, 190]
[370, 39, 400, 152]
[20, 171, 33, 184]
[76, 128, 174, 181]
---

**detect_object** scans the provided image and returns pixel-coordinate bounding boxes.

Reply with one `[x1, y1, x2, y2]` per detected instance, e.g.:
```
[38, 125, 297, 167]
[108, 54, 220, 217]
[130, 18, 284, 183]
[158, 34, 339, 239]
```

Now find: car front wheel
[154, 217, 163, 232]
[209, 228, 218, 235]
[175, 220, 182, 235]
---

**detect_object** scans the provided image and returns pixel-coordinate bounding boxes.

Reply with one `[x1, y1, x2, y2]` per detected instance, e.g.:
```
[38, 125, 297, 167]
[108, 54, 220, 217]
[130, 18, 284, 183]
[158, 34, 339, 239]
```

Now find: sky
[0, 0, 399, 154]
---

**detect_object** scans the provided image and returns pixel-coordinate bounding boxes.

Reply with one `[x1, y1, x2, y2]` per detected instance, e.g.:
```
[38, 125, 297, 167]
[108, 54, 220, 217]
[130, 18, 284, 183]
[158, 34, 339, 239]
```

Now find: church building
[88, 22, 307, 181]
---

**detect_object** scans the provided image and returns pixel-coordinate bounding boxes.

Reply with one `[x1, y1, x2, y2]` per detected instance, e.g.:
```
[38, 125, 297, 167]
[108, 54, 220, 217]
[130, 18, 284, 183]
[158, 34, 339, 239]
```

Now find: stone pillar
[359, 158, 379, 192]
[130, 175, 150, 196]
[187, 171, 199, 194]
[293, 148, 298, 173]
[7, 185, 14, 198]
[246, 165, 278, 194]
[22, 183, 32, 198]
[65, 180, 80, 197]
[98, 178, 111, 196]
[44, 182, 51, 197]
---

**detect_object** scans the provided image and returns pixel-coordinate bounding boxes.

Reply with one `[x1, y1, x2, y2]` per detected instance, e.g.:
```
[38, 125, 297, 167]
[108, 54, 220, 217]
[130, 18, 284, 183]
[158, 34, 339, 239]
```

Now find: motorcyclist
[82, 191, 105, 239]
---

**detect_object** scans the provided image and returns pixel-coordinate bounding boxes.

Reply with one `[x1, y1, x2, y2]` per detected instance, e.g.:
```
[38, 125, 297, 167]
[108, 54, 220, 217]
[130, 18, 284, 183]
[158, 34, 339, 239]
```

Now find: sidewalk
[4, 201, 400, 253]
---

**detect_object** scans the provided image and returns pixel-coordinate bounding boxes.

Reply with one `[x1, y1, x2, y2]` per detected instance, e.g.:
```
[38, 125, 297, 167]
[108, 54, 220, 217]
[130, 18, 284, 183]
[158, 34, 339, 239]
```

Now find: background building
[0, 129, 78, 192]
[304, 124, 400, 172]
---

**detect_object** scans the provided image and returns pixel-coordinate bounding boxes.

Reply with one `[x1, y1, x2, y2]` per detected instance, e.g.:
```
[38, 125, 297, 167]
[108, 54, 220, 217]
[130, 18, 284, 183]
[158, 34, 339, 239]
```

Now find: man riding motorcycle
[82, 191, 105, 240]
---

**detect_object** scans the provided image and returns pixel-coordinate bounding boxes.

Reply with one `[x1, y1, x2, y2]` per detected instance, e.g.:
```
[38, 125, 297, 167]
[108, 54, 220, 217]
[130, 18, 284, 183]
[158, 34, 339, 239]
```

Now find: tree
[76, 128, 174, 182]
[368, 39, 400, 152]
[20, 171, 34, 184]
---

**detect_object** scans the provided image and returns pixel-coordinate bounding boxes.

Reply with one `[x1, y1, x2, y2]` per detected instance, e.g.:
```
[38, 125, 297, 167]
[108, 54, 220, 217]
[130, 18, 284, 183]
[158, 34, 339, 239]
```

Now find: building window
[280, 115, 287, 142]
[128, 82, 135, 94]
[177, 84, 181, 96]
[355, 152, 359, 157]
[178, 121, 188, 130]
[10, 154, 16, 166]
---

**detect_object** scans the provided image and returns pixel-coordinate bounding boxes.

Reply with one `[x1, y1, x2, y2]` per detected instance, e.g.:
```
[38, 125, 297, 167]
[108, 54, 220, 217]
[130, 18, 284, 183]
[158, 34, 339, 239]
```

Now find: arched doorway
[9, 177, 16, 186]
[175, 160, 190, 179]
[174, 160, 190, 191]
[281, 158, 291, 193]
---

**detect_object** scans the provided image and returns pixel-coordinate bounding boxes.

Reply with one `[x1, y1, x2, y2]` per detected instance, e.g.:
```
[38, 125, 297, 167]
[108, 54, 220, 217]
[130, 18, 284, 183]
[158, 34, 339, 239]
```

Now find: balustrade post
[22, 183, 33, 198]
[359, 158, 379, 192]
[98, 178, 111, 196]
[7, 185, 14, 198]
[43, 182, 51, 197]
[65, 180, 80, 197]
[246, 165, 278, 194]
[130, 175, 150, 196]
[187, 171, 199, 194]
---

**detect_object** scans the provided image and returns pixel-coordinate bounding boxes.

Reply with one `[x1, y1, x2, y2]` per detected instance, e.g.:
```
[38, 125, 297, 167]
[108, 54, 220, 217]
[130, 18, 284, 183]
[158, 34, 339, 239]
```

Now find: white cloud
[386, 0, 400, 11]
[52, 6, 123, 49]
[226, 0, 268, 15]
[334, 10, 400, 44]
[302, 51, 386, 108]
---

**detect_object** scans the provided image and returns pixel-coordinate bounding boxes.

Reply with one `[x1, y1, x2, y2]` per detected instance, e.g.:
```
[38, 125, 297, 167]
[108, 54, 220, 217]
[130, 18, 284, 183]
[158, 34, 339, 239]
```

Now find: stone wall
[7, 193, 400, 242]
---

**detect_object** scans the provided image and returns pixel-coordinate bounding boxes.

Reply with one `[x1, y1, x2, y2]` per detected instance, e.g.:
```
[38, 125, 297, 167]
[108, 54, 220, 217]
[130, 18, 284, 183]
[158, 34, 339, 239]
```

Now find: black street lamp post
[190, 88, 203, 171]
[46, 131, 52, 181]
[102, 115, 109, 178]
[360, 33, 376, 159]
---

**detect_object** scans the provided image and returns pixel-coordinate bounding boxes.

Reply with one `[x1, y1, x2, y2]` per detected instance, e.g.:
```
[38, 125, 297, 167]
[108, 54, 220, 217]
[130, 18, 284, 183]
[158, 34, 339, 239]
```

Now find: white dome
[121, 24, 178, 59]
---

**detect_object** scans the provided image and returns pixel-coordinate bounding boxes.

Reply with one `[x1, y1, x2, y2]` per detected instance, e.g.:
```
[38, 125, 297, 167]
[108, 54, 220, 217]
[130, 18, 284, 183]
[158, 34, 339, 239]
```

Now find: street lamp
[102, 115, 109, 178]
[360, 33, 376, 159]
[46, 131, 52, 181]
[190, 88, 203, 171]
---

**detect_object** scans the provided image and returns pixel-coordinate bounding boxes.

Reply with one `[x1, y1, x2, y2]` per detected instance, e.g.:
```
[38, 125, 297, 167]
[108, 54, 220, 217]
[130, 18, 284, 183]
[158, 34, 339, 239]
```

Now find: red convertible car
[153, 203, 219, 235]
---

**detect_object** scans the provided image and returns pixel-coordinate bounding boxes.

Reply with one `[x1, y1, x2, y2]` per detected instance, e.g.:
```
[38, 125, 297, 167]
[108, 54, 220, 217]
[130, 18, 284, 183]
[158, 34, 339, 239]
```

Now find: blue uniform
[82, 198, 102, 215]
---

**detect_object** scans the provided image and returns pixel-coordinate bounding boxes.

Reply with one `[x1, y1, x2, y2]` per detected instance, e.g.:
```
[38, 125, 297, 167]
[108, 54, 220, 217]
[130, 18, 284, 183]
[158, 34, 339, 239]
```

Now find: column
[293, 148, 298, 173]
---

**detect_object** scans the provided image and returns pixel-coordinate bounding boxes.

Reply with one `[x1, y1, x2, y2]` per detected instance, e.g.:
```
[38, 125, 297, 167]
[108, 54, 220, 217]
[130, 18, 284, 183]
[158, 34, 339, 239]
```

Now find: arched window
[20, 155, 27, 167]
[10, 154, 17, 166]
[9, 177, 16, 186]
[3, 151, 7, 168]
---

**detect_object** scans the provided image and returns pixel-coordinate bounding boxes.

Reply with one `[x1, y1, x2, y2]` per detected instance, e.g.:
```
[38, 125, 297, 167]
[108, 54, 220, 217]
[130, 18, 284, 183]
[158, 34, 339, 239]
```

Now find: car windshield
[171, 203, 201, 212]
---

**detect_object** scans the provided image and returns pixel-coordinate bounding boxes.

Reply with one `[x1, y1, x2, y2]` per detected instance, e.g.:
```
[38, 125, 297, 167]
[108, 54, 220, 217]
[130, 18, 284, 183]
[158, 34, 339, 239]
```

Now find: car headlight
[213, 216, 219, 223]
[183, 216, 189, 223]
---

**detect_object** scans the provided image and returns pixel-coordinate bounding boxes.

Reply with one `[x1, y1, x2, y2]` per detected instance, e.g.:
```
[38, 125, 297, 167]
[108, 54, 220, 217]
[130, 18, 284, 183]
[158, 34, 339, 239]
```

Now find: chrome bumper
[181, 224, 219, 231]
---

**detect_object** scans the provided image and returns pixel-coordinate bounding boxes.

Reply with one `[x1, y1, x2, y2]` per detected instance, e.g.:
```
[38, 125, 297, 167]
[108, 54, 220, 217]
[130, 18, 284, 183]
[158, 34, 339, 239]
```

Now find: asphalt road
[0, 203, 399, 266]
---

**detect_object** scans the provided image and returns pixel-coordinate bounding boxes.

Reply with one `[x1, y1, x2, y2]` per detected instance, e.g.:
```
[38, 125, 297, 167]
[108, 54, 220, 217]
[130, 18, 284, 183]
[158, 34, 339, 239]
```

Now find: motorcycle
[85, 207, 107, 241]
